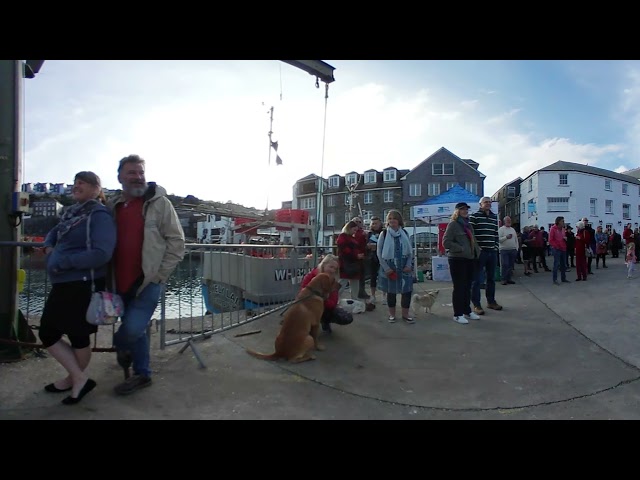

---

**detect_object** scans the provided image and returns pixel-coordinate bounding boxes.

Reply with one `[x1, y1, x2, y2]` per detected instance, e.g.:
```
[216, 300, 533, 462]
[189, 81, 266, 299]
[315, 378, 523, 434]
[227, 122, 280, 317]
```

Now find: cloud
[22, 60, 638, 212]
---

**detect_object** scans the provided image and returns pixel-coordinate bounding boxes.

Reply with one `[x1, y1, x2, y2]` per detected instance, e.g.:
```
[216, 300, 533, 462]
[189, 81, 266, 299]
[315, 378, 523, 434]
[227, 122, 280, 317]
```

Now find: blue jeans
[552, 248, 567, 282]
[500, 249, 518, 282]
[114, 282, 162, 378]
[472, 250, 497, 307]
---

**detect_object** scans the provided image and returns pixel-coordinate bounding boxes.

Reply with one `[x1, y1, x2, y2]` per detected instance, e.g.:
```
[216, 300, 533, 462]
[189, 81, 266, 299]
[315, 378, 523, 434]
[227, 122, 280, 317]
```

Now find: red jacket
[623, 227, 634, 245]
[353, 228, 367, 256]
[337, 232, 360, 279]
[300, 267, 338, 310]
[548, 225, 566, 251]
[575, 228, 590, 258]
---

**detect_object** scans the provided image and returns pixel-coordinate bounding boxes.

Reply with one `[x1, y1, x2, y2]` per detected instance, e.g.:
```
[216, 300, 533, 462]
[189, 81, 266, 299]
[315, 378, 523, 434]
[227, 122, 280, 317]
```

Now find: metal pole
[265, 106, 274, 211]
[0, 61, 22, 361]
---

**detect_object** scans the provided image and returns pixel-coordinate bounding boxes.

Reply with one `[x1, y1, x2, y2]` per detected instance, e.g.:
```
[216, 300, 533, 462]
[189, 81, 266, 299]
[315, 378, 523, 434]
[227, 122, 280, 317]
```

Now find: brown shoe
[487, 303, 503, 311]
[473, 306, 485, 315]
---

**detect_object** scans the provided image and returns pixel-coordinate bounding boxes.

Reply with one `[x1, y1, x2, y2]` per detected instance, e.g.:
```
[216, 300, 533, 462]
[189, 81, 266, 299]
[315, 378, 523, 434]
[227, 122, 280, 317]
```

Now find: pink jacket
[549, 225, 566, 251]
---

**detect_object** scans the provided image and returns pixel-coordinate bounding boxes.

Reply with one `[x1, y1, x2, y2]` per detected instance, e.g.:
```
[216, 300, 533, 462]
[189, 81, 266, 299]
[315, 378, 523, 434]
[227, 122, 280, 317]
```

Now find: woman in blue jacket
[39, 171, 116, 405]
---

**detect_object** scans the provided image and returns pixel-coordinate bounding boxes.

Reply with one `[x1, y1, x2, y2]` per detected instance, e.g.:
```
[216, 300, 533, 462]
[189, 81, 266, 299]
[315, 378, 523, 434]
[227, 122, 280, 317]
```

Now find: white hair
[576, 221, 585, 229]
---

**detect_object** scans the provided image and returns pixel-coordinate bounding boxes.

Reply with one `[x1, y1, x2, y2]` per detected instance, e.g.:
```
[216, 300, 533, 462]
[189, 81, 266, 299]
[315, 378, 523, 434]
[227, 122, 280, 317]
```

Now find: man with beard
[109, 155, 185, 395]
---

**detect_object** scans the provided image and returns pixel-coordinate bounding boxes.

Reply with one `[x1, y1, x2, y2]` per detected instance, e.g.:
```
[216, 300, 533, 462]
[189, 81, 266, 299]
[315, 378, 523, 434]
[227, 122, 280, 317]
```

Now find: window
[590, 198, 597, 216]
[623, 183, 629, 195]
[300, 197, 315, 209]
[432, 163, 454, 175]
[326, 213, 335, 227]
[605, 200, 613, 214]
[383, 169, 396, 182]
[344, 194, 350, 206]
[326, 195, 336, 207]
[522, 202, 525, 214]
[363, 191, 373, 204]
[527, 199, 536, 217]
[364, 171, 376, 184]
[638, 205, 640, 217]
[606, 223, 613, 231]
[465, 182, 478, 195]
[528, 179, 533, 192]
[605, 179, 612, 191]
[345, 212, 351, 224]
[428, 183, 440, 196]
[383, 190, 393, 203]
[346, 173, 358, 187]
[547, 197, 569, 212]
[383, 209, 392, 220]
[329, 176, 339, 188]
[409, 183, 421, 197]
[623, 203, 631, 220]
[361, 210, 373, 224]
[446, 182, 457, 191]
[507, 186, 516, 198]
[559, 173, 568, 185]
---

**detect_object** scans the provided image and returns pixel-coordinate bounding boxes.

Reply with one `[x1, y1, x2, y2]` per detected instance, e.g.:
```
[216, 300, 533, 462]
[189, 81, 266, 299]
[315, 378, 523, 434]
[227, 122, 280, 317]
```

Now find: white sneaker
[388, 316, 396, 323]
[466, 312, 481, 320]
[453, 315, 469, 324]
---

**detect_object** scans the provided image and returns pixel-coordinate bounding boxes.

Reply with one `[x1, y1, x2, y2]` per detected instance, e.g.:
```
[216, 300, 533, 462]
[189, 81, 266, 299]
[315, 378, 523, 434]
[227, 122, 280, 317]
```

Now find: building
[32, 182, 48, 195]
[491, 177, 522, 230]
[291, 147, 488, 245]
[49, 183, 66, 195]
[30, 198, 63, 217]
[519, 161, 640, 232]
[402, 147, 486, 223]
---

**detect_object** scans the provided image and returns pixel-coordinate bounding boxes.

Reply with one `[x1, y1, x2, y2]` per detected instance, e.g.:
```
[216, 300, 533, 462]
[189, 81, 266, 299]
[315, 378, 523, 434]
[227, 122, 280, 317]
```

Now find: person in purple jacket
[39, 171, 116, 405]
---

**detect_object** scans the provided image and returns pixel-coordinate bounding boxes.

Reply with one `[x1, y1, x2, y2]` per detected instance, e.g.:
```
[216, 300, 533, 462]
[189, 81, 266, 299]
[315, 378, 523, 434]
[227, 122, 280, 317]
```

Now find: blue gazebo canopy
[423, 184, 481, 205]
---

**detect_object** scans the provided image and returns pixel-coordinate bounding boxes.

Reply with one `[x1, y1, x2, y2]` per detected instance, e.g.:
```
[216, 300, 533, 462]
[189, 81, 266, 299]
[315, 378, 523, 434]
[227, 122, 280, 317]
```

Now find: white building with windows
[520, 161, 640, 232]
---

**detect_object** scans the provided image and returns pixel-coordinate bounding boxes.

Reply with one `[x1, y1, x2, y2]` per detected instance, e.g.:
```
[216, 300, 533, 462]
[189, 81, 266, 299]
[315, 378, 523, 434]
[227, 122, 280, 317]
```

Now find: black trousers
[448, 257, 474, 317]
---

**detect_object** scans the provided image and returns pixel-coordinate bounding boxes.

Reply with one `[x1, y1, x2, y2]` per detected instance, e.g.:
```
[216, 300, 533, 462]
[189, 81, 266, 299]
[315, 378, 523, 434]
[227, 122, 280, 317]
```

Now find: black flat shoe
[44, 383, 72, 393]
[62, 379, 97, 405]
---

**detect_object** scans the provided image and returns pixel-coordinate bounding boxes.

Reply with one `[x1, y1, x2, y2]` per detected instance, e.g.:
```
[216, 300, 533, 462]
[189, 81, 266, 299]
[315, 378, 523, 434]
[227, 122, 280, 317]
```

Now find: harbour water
[19, 255, 207, 320]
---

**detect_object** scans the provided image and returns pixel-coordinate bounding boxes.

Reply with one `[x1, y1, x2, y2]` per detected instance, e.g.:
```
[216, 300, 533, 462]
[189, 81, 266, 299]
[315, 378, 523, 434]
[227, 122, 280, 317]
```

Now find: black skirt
[39, 277, 106, 340]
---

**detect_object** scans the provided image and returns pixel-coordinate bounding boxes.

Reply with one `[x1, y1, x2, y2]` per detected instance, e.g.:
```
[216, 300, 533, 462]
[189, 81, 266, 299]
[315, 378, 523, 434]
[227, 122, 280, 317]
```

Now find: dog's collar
[304, 286, 326, 299]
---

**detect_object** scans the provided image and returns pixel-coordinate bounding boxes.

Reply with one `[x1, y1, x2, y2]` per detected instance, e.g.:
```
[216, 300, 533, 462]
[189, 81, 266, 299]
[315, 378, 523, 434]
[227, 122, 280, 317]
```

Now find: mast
[266, 106, 274, 211]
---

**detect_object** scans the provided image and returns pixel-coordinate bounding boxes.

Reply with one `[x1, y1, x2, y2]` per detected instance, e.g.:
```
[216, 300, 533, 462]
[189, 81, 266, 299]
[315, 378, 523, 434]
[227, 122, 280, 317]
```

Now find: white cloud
[21, 60, 637, 210]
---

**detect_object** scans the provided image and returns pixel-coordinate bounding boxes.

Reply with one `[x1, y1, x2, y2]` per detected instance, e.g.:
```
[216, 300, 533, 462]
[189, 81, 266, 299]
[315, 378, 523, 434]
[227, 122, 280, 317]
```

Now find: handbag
[331, 306, 354, 325]
[83, 211, 125, 326]
[585, 246, 594, 258]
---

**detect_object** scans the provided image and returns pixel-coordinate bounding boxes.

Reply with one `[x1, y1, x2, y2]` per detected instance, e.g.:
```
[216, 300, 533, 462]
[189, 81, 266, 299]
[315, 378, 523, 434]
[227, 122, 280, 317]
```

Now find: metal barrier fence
[162, 244, 335, 364]
[0, 241, 337, 365]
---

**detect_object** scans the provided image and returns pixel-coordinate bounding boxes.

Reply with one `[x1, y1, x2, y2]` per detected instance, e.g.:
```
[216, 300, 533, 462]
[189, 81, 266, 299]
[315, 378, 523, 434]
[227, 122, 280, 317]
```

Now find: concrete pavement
[2, 255, 640, 419]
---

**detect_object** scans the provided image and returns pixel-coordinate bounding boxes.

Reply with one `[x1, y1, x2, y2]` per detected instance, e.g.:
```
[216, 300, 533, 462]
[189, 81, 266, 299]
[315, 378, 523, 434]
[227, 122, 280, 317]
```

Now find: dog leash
[278, 286, 326, 317]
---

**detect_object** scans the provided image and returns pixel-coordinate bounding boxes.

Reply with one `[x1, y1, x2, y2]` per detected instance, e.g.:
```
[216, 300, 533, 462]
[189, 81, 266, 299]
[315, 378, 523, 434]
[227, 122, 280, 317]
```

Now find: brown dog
[247, 272, 337, 363]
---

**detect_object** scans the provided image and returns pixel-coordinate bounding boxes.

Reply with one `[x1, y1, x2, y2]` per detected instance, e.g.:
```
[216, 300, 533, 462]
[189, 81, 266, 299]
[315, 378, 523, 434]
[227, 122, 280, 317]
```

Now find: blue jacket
[44, 205, 117, 284]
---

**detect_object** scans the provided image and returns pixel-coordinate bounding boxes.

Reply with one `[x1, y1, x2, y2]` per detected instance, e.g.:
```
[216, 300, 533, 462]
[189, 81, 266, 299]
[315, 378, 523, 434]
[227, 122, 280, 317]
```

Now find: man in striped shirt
[469, 197, 503, 315]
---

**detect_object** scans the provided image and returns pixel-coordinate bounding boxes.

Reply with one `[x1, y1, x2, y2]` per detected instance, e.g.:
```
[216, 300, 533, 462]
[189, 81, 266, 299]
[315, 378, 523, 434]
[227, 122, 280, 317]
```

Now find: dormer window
[346, 173, 358, 187]
[328, 176, 339, 188]
[364, 171, 376, 184]
[383, 169, 396, 182]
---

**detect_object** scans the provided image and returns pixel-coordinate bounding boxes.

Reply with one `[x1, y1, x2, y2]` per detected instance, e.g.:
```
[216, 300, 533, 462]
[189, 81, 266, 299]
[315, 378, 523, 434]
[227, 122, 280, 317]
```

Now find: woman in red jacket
[300, 254, 351, 333]
[337, 220, 362, 298]
[574, 221, 589, 281]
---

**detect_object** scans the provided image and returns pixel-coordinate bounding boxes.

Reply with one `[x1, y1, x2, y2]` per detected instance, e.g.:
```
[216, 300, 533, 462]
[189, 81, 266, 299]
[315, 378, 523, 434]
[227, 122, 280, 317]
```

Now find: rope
[314, 83, 330, 265]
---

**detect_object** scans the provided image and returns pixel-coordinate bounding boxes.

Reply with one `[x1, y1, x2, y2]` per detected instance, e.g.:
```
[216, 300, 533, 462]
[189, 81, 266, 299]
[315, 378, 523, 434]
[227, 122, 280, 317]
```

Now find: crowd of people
[440, 196, 635, 325]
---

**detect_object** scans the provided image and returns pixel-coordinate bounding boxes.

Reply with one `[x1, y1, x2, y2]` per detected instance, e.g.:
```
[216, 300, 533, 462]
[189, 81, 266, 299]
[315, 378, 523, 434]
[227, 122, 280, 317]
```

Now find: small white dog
[411, 290, 440, 316]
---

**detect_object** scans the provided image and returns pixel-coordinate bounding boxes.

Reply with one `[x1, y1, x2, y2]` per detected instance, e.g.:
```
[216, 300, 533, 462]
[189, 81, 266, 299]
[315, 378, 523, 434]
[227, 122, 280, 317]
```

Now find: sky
[22, 60, 640, 210]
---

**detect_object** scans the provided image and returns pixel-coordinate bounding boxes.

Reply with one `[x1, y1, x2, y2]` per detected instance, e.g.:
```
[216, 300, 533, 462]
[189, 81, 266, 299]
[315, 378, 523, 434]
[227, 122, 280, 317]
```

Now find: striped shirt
[469, 209, 499, 251]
